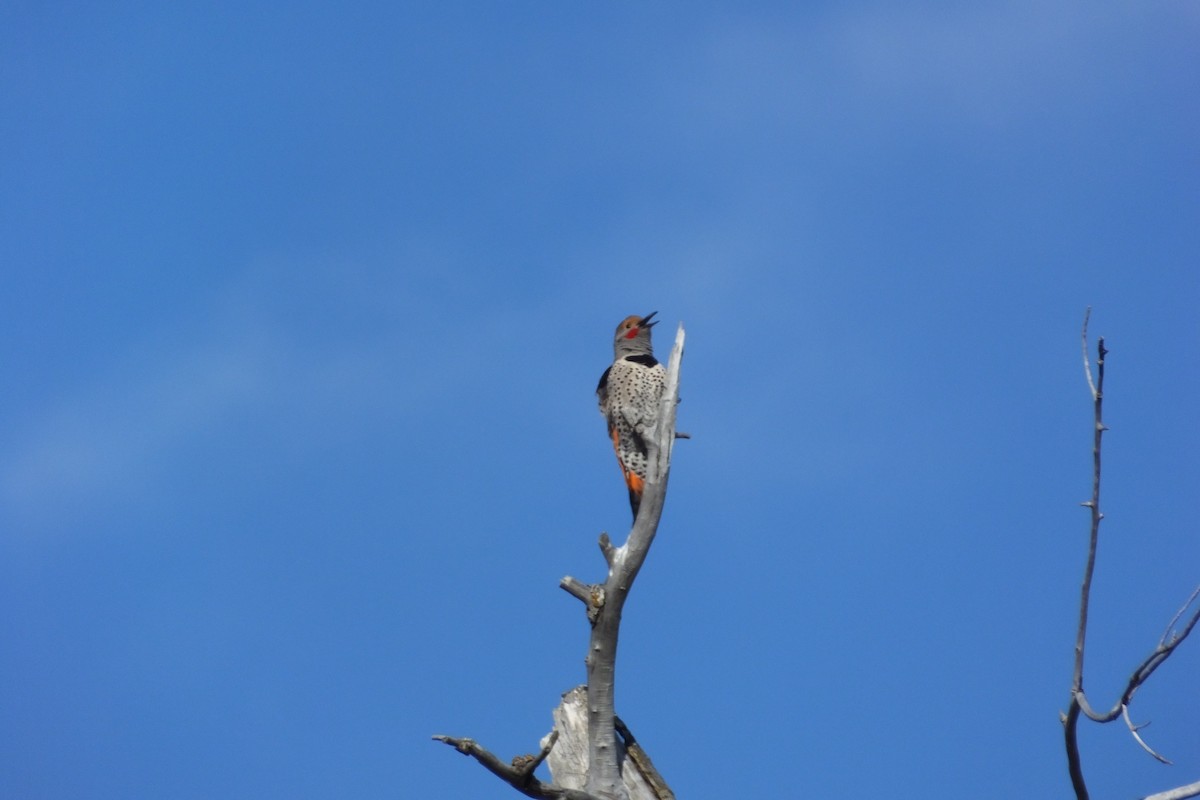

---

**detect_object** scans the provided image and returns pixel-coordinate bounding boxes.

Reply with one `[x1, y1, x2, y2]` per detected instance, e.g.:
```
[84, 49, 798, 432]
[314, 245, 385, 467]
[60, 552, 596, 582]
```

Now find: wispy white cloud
[3, 330, 274, 508]
[831, 3, 1098, 125]
[0, 243, 486, 525]
[680, 2, 1176, 135]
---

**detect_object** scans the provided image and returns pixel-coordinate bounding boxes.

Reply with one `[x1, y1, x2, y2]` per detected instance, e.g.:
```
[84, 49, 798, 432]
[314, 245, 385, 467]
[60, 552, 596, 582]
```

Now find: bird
[596, 312, 666, 520]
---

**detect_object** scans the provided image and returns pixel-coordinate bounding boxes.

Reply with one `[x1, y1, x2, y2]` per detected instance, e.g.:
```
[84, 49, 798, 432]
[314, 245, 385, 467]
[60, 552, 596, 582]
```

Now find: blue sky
[3, 3, 1198, 798]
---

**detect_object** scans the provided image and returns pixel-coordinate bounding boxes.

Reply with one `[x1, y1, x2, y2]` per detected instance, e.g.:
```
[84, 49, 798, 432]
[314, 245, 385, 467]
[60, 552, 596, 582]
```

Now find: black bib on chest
[597, 354, 659, 396]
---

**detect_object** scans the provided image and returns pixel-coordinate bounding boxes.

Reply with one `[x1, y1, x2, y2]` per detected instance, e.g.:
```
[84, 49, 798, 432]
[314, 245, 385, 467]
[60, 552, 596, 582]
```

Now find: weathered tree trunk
[543, 687, 673, 800]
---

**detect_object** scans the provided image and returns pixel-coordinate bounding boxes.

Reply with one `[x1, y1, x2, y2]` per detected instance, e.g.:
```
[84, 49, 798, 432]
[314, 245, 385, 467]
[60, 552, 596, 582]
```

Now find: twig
[431, 734, 602, 800]
[1081, 306, 1097, 400]
[514, 730, 561, 777]
[1161, 585, 1200, 646]
[1123, 704, 1171, 765]
[598, 532, 616, 568]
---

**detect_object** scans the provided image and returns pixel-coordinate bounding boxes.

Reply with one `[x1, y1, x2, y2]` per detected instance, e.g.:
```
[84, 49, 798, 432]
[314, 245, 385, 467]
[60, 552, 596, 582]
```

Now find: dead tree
[435, 323, 685, 800]
[1062, 309, 1200, 800]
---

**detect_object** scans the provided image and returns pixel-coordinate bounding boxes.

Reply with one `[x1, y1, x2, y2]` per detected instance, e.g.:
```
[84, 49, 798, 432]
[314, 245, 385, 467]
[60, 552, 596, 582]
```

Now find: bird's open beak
[639, 311, 659, 329]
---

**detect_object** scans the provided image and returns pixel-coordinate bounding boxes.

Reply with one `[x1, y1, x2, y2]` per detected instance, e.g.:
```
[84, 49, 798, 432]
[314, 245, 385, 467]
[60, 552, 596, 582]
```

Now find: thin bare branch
[1063, 313, 1106, 800]
[513, 730, 560, 778]
[1063, 700, 1087, 800]
[1069, 315, 1107, 705]
[1081, 306, 1097, 400]
[1075, 585, 1200, 723]
[1143, 780, 1200, 800]
[1162, 585, 1200, 646]
[1123, 704, 1171, 765]
[598, 532, 616, 568]
[1063, 313, 1199, 799]
[432, 734, 602, 800]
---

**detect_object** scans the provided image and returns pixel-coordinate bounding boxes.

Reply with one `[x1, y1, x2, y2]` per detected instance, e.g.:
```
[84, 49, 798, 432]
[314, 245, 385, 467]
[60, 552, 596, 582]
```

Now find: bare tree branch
[431, 733, 603, 800]
[515, 730, 561, 776]
[1143, 780, 1200, 800]
[1063, 311, 1108, 800]
[1123, 704, 1171, 765]
[1161, 585, 1200, 647]
[560, 576, 604, 623]
[598, 532, 616, 569]
[560, 576, 595, 607]
[1081, 306, 1098, 400]
[1063, 700, 1086, 799]
[1075, 591, 1200, 724]
[1071, 314, 1107, 706]
[1062, 311, 1200, 799]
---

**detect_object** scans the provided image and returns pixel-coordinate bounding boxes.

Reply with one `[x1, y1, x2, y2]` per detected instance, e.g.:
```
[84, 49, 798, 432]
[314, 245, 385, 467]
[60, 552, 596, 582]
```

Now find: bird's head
[613, 311, 657, 356]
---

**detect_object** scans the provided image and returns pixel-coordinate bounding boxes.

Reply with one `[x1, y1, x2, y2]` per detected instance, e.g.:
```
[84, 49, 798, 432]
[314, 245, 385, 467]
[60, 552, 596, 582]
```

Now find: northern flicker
[596, 311, 666, 520]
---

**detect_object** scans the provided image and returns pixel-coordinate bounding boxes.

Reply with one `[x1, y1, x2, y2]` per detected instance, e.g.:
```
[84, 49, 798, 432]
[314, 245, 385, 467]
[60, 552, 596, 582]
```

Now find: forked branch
[1062, 309, 1200, 800]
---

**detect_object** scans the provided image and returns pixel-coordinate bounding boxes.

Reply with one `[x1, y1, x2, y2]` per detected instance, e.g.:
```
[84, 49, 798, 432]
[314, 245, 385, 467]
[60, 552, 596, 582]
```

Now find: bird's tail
[610, 425, 645, 522]
[626, 473, 644, 521]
